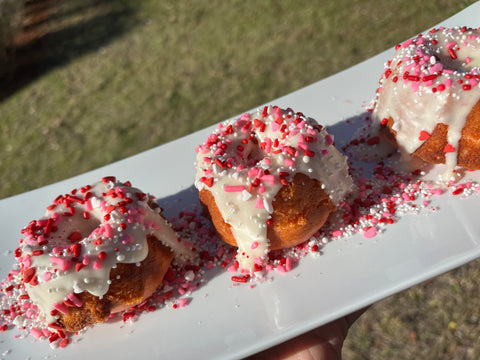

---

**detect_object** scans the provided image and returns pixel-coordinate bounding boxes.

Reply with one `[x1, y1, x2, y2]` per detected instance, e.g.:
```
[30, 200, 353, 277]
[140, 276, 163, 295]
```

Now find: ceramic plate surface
[1, 4, 480, 359]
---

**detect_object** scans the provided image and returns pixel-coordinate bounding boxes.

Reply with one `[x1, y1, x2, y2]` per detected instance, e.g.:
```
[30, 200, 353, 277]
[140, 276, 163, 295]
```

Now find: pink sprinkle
[274, 107, 283, 121]
[261, 174, 276, 185]
[227, 265, 237, 273]
[241, 113, 251, 122]
[248, 167, 260, 177]
[254, 257, 263, 265]
[254, 198, 264, 209]
[82, 255, 90, 265]
[264, 158, 271, 165]
[297, 143, 308, 151]
[265, 137, 272, 153]
[122, 233, 134, 244]
[405, 62, 416, 71]
[402, 193, 410, 201]
[276, 265, 286, 273]
[93, 260, 102, 270]
[223, 185, 246, 192]
[30, 328, 43, 339]
[297, 120, 306, 129]
[115, 186, 126, 195]
[67, 293, 83, 307]
[43, 272, 52, 281]
[332, 230, 343, 237]
[251, 241, 259, 249]
[104, 223, 113, 238]
[416, 37, 425, 45]
[446, 41, 457, 48]
[285, 158, 295, 167]
[429, 63, 443, 74]
[401, 38, 414, 48]
[25, 235, 35, 246]
[410, 81, 420, 92]
[145, 220, 161, 230]
[363, 227, 377, 239]
[466, 56, 472, 64]
[53, 302, 69, 314]
[50, 257, 72, 271]
[100, 200, 107, 212]
[272, 122, 280, 132]
[178, 298, 190, 308]
[285, 257, 293, 272]
[23, 255, 32, 268]
[84, 200, 92, 212]
[258, 186, 266, 193]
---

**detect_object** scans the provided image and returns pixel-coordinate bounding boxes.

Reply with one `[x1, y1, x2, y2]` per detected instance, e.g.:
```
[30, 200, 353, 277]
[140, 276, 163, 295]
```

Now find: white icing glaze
[372, 26, 480, 180]
[18, 178, 193, 324]
[194, 106, 354, 271]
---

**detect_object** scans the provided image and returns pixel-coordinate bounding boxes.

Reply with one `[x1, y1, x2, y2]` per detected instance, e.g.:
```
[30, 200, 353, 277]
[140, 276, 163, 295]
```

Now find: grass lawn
[1, 0, 479, 358]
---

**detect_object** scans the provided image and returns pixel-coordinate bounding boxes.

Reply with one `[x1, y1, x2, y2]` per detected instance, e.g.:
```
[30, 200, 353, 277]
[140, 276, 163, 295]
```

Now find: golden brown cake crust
[380, 98, 480, 170]
[58, 236, 173, 332]
[200, 173, 335, 251]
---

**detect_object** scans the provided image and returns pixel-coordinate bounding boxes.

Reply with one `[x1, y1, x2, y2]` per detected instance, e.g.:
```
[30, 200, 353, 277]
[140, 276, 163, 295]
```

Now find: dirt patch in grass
[1, 0, 139, 100]
[2, 0, 54, 98]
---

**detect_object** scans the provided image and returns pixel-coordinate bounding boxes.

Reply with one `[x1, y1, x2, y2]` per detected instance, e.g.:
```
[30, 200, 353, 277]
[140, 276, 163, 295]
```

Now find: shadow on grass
[1, 0, 140, 101]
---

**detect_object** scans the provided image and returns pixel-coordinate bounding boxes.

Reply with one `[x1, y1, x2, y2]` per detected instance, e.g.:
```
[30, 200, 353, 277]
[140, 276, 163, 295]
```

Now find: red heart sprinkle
[443, 144, 456, 153]
[75, 263, 85, 272]
[202, 177, 214, 187]
[418, 131, 431, 141]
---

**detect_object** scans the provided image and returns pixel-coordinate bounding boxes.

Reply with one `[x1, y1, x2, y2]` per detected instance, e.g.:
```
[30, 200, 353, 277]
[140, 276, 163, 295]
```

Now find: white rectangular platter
[1, 3, 479, 359]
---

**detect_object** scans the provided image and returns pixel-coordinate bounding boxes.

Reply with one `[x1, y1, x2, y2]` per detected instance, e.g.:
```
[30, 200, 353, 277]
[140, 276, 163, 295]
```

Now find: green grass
[344, 261, 480, 359]
[1, 0, 479, 358]
[1, 0, 476, 198]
